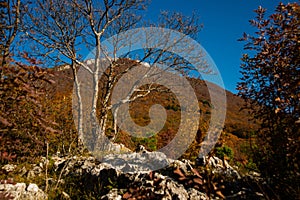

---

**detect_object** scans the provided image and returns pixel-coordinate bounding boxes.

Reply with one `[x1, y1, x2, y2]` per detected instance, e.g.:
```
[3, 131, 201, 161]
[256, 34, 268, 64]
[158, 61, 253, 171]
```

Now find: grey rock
[0, 183, 47, 200]
[187, 188, 208, 200]
[27, 166, 43, 179]
[2, 164, 17, 173]
[201, 156, 241, 179]
[100, 189, 121, 200]
[16, 146, 260, 199]
[0, 183, 26, 200]
[102, 150, 171, 173]
[163, 179, 189, 199]
[27, 184, 39, 193]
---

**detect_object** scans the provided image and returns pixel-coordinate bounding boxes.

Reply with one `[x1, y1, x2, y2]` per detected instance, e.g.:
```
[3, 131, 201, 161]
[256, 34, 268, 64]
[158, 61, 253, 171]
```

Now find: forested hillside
[0, 58, 257, 165]
[1, 0, 298, 199]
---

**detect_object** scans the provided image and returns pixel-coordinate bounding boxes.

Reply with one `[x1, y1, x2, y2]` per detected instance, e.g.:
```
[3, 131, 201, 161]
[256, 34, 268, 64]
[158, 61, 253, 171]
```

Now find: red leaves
[0, 116, 12, 127]
[0, 179, 15, 184]
[173, 167, 186, 180]
[173, 166, 204, 189]
[122, 192, 132, 199]
[215, 190, 225, 199]
[193, 177, 203, 185]
[0, 61, 61, 162]
[191, 167, 202, 178]
[238, 3, 299, 197]
[0, 152, 17, 162]
[21, 52, 43, 65]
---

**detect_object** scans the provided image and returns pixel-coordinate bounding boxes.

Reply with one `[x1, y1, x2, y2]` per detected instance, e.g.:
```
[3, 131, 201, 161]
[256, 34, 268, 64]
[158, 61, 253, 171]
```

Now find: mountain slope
[46, 58, 257, 163]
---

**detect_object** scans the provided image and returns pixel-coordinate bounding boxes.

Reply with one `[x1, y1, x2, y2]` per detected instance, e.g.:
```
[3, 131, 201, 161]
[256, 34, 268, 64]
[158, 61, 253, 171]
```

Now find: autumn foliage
[2, 1, 299, 198]
[0, 59, 61, 162]
[238, 2, 300, 198]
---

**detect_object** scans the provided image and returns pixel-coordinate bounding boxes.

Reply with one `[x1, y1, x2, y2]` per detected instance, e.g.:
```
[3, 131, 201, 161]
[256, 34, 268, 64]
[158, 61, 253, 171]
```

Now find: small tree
[0, 0, 60, 163]
[238, 2, 299, 198]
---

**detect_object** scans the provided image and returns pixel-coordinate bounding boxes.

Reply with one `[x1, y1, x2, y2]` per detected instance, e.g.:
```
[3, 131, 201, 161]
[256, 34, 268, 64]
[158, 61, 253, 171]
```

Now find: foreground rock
[47, 148, 264, 199]
[1, 147, 265, 199]
[51, 155, 209, 199]
[197, 156, 241, 179]
[0, 182, 47, 200]
[102, 150, 172, 173]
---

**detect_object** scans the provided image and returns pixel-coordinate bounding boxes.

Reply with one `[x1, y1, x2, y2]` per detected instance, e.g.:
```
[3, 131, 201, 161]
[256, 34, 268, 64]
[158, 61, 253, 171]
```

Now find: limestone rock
[0, 183, 47, 200]
[5, 145, 264, 199]
[2, 164, 17, 173]
[102, 150, 171, 173]
[100, 189, 122, 200]
[27, 166, 43, 179]
[199, 156, 241, 179]
[0, 183, 26, 200]
[187, 188, 208, 200]
[27, 183, 39, 193]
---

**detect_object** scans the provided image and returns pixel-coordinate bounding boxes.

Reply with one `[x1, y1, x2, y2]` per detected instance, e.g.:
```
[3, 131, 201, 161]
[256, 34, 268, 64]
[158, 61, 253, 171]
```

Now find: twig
[45, 141, 49, 193]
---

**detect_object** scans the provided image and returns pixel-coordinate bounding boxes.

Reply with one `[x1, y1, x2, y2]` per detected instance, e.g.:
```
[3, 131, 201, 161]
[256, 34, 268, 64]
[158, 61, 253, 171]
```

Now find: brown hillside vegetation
[0, 58, 258, 165]
[44, 58, 258, 162]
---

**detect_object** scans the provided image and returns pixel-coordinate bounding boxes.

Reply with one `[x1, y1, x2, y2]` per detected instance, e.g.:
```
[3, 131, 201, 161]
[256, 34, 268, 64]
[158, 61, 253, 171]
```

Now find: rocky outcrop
[197, 156, 241, 179]
[50, 154, 209, 199]
[1, 147, 265, 199]
[102, 150, 171, 173]
[0, 182, 47, 200]
[46, 147, 263, 199]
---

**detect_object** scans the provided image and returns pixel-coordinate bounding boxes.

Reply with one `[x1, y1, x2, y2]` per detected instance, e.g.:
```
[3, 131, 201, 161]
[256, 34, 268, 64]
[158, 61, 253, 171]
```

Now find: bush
[215, 146, 234, 160]
[131, 132, 157, 151]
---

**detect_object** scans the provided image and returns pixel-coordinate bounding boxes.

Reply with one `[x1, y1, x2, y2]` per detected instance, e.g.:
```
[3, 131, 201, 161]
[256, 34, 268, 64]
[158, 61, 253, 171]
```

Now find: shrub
[131, 132, 157, 151]
[215, 146, 234, 160]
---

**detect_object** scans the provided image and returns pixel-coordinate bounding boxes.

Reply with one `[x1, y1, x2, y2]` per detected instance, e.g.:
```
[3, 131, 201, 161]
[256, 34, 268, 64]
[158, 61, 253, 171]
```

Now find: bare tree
[22, 0, 208, 155]
[22, 0, 90, 146]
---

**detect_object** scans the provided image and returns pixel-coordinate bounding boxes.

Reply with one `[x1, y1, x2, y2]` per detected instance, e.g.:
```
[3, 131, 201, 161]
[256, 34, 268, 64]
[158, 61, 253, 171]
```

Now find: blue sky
[145, 0, 292, 93]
